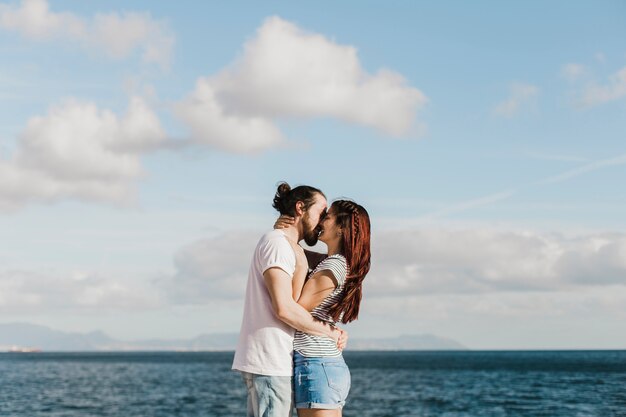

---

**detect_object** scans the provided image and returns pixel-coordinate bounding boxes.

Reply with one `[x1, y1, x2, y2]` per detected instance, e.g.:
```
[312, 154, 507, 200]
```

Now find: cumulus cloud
[0, 0, 174, 68]
[368, 229, 626, 296]
[0, 268, 160, 312]
[555, 234, 626, 285]
[493, 82, 539, 117]
[577, 65, 626, 108]
[157, 228, 626, 306]
[157, 231, 259, 304]
[176, 16, 426, 152]
[174, 79, 286, 153]
[0, 96, 166, 211]
[7, 226, 625, 336]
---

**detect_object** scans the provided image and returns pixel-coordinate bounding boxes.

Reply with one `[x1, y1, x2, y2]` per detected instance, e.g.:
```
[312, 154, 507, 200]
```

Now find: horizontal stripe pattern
[294, 254, 348, 357]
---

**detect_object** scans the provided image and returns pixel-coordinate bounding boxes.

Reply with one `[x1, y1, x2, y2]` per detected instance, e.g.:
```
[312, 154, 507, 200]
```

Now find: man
[232, 183, 346, 417]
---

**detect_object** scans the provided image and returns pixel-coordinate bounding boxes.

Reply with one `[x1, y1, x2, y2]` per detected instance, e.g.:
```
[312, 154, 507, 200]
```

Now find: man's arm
[264, 267, 339, 340]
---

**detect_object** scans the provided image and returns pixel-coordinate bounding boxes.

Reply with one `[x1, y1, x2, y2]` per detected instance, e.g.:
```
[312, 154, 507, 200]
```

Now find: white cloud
[157, 231, 259, 304]
[0, 96, 166, 211]
[0, 0, 83, 38]
[174, 79, 286, 153]
[6, 226, 626, 347]
[577, 65, 626, 107]
[493, 82, 539, 117]
[176, 16, 426, 152]
[368, 228, 626, 296]
[556, 234, 626, 285]
[215, 16, 427, 135]
[157, 227, 626, 307]
[0, 0, 174, 68]
[0, 268, 160, 312]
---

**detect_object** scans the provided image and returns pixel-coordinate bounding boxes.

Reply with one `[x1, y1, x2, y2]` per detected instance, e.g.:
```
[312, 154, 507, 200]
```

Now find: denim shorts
[293, 351, 351, 409]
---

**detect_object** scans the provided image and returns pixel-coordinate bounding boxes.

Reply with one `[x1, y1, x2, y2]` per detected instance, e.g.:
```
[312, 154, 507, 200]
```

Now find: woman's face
[318, 208, 342, 244]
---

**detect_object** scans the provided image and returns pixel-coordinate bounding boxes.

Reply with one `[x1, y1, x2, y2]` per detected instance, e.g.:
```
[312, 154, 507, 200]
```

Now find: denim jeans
[241, 372, 293, 417]
[293, 351, 351, 409]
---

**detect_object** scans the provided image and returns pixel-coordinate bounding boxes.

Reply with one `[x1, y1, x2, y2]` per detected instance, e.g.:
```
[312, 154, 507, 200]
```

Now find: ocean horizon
[2, 350, 624, 416]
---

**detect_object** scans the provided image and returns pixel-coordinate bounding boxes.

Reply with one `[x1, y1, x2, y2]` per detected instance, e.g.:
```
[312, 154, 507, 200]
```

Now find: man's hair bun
[272, 182, 291, 212]
[271, 181, 324, 217]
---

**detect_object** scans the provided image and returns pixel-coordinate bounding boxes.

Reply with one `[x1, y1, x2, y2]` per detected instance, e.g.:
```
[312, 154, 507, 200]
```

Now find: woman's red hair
[327, 200, 371, 324]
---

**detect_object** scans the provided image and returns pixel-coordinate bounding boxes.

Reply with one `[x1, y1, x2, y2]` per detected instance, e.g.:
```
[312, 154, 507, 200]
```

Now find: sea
[1, 350, 624, 417]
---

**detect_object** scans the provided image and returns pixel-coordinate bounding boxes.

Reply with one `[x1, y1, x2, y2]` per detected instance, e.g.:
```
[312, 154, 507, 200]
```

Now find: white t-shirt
[232, 230, 296, 376]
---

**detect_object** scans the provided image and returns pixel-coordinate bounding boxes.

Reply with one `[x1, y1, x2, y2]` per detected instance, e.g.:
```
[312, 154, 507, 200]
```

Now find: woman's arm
[297, 270, 337, 311]
[295, 266, 350, 350]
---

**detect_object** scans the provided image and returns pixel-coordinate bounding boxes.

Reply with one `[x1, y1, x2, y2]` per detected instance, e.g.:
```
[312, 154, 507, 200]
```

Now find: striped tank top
[293, 254, 348, 357]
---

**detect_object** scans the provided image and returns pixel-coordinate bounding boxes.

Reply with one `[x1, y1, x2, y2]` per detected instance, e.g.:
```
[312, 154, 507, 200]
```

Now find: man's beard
[302, 213, 320, 246]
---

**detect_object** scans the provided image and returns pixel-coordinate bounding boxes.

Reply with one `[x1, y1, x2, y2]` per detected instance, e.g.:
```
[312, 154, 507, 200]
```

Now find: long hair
[327, 200, 371, 323]
[272, 182, 325, 216]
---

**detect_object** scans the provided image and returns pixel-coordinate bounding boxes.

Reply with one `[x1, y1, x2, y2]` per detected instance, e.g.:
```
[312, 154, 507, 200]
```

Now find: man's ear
[295, 201, 305, 216]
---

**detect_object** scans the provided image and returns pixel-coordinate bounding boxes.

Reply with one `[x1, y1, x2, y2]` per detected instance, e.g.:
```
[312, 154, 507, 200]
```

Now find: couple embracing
[232, 182, 371, 417]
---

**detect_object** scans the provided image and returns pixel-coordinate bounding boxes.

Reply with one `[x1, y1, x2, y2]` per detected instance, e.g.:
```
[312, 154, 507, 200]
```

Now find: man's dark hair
[272, 182, 324, 216]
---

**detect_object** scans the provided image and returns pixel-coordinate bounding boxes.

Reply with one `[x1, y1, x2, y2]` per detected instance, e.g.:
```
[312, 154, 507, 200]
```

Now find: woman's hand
[336, 327, 348, 351]
[329, 326, 348, 350]
[274, 215, 295, 229]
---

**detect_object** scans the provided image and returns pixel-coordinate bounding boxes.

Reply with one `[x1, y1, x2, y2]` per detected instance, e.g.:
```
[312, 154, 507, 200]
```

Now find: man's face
[301, 193, 328, 246]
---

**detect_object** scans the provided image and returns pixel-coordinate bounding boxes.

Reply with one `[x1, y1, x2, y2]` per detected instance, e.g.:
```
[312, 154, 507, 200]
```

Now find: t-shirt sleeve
[258, 235, 296, 277]
[315, 256, 348, 287]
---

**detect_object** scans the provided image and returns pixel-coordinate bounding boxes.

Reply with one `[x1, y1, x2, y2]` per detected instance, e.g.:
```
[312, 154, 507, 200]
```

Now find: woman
[276, 199, 371, 416]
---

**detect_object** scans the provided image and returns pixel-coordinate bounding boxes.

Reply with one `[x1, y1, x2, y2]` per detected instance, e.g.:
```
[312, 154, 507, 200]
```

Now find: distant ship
[7, 346, 42, 353]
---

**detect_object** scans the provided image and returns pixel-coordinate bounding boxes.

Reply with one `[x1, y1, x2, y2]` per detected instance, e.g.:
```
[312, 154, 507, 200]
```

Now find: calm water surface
[1, 350, 624, 417]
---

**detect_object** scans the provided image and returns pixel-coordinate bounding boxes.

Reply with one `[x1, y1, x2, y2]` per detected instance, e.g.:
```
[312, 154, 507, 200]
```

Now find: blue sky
[1, 0, 625, 349]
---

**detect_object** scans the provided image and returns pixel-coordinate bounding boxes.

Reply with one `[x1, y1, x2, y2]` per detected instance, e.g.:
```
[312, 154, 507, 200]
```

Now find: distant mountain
[0, 322, 466, 351]
[0, 322, 118, 351]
